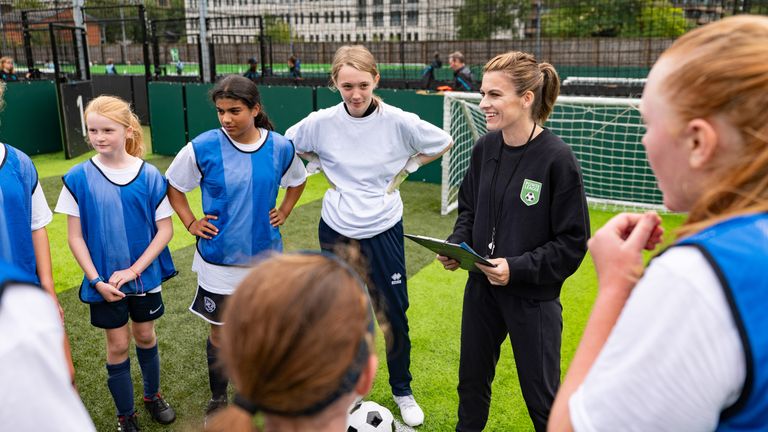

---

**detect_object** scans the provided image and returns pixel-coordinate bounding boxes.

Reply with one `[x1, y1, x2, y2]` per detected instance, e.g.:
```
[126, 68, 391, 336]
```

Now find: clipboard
[404, 234, 497, 272]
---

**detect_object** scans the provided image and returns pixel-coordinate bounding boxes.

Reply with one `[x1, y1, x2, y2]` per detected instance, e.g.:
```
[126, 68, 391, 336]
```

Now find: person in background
[288, 55, 302, 79]
[0, 57, 19, 82]
[105, 58, 117, 75]
[421, 51, 443, 90]
[448, 51, 476, 92]
[244, 57, 260, 82]
[549, 15, 768, 432]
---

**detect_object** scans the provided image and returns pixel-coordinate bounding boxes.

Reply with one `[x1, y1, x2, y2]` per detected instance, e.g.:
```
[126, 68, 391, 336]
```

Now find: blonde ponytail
[124, 111, 145, 158]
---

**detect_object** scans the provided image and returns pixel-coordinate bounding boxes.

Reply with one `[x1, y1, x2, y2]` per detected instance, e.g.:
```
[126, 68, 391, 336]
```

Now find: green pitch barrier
[0, 81, 63, 155]
[149, 83, 445, 187]
[147, 82, 186, 155]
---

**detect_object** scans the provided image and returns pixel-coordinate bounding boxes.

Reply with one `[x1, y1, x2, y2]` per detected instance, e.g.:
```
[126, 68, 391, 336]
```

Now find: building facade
[185, 0, 463, 43]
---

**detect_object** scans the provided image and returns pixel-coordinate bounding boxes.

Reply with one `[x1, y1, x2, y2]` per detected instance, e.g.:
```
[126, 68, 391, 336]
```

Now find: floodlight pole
[199, 0, 211, 83]
[534, 1, 542, 60]
[72, 0, 87, 81]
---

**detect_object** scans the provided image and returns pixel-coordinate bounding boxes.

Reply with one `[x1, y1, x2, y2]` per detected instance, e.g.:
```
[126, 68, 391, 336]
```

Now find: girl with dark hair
[166, 75, 306, 421]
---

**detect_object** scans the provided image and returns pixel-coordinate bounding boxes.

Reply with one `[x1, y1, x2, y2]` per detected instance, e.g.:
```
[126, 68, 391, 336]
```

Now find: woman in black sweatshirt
[438, 51, 590, 432]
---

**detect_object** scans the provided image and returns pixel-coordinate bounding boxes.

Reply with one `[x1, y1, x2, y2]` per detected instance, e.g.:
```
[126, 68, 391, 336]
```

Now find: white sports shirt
[285, 101, 451, 239]
[0, 284, 96, 431]
[569, 246, 745, 432]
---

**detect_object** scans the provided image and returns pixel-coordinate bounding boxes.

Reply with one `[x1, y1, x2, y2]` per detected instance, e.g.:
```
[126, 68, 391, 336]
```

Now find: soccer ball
[525, 192, 536, 202]
[347, 400, 395, 432]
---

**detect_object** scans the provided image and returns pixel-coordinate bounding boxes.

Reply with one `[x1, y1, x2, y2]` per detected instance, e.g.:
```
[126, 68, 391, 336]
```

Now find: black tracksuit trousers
[456, 278, 563, 432]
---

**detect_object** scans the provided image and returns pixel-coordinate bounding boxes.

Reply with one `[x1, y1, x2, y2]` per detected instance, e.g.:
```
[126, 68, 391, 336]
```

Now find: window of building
[373, 11, 384, 26]
[406, 10, 418, 25]
[391, 11, 401, 26]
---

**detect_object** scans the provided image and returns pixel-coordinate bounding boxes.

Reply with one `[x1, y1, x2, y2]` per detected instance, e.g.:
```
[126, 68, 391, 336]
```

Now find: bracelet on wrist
[128, 267, 141, 278]
[88, 276, 104, 288]
[185, 219, 195, 231]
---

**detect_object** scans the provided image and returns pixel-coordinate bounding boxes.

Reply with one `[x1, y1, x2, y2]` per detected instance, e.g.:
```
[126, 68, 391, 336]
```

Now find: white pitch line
[395, 418, 417, 432]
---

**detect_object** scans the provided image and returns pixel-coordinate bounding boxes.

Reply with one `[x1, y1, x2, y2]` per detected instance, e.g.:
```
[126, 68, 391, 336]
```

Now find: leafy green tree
[542, 0, 690, 37]
[625, 1, 691, 37]
[264, 15, 292, 43]
[456, 0, 531, 39]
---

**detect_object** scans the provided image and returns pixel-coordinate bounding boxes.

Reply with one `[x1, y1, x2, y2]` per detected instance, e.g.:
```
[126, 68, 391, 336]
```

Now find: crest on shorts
[204, 296, 216, 313]
[520, 179, 541, 206]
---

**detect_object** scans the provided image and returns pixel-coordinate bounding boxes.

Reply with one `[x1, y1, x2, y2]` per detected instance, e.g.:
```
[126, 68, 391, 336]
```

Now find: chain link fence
[1, 0, 766, 91]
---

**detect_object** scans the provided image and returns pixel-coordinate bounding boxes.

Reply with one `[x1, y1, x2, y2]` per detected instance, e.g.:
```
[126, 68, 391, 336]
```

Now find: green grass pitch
[33, 148, 684, 431]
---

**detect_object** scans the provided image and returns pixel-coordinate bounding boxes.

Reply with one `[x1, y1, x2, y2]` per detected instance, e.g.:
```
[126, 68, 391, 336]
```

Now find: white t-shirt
[54, 156, 174, 294]
[165, 128, 307, 294]
[0, 284, 96, 431]
[569, 246, 745, 432]
[285, 101, 451, 239]
[0, 145, 52, 231]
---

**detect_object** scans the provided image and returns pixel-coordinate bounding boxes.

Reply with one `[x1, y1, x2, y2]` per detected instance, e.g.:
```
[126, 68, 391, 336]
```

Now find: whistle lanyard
[486, 123, 537, 257]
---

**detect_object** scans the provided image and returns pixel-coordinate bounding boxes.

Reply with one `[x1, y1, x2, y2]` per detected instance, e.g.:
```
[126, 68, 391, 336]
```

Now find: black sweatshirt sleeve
[447, 140, 480, 245]
[505, 147, 590, 286]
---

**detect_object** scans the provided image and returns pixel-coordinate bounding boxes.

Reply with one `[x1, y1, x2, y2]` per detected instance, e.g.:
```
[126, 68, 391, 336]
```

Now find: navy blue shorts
[89, 292, 164, 329]
[189, 285, 229, 325]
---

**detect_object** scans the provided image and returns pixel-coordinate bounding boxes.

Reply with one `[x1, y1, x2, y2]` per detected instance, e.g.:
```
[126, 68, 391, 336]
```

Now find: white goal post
[441, 92, 665, 215]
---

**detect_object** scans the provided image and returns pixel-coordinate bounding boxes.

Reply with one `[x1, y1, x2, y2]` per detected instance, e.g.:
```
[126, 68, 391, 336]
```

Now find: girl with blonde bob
[56, 95, 178, 431]
[549, 15, 768, 431]
[206, 248, 378, 432]
[286, 45, 452, 427]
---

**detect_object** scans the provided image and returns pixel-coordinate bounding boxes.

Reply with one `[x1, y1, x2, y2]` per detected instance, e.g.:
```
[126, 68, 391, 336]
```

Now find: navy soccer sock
[207, 338, 228, 399]
[136, 344, 160, 399]
[106, 358, 135, 417]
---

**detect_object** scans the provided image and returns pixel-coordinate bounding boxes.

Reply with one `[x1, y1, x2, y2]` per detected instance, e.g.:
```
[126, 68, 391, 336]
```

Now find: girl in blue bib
[56, 96, 177, 431]
[550, 16, 768, 432]
[0, 81, 75, 384]
[166, 75, 307, 420]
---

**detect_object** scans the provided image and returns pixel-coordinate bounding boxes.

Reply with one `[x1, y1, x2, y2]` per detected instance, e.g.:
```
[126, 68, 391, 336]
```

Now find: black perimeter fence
[1, 0, 767, 95]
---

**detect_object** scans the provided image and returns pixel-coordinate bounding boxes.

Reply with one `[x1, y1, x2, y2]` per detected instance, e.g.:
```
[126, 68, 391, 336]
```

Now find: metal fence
[1, 0, 766, 91]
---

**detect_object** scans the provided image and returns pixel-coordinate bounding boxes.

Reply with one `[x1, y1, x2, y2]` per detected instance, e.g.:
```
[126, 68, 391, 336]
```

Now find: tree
[542, 0, 690, 38]
[264, 15, 292, 43]
[455, 0, 531, 39]
[626, 1, 691, 37]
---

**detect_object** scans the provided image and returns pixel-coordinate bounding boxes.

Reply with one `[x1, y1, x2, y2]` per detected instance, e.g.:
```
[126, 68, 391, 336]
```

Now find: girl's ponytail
[125, 111, 145, 157]
[254, 110, 274, 131]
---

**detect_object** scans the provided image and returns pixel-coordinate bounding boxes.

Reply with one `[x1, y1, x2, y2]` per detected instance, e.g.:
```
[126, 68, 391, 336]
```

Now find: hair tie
[234, 393, 260, 416]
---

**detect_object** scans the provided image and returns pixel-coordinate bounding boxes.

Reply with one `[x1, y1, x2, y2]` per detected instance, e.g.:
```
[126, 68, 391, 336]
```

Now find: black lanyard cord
[486, 122, 538, 257]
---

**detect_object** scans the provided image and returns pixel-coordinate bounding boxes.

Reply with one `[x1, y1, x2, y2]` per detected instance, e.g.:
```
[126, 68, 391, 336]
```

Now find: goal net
[441, 92, 664, 215]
